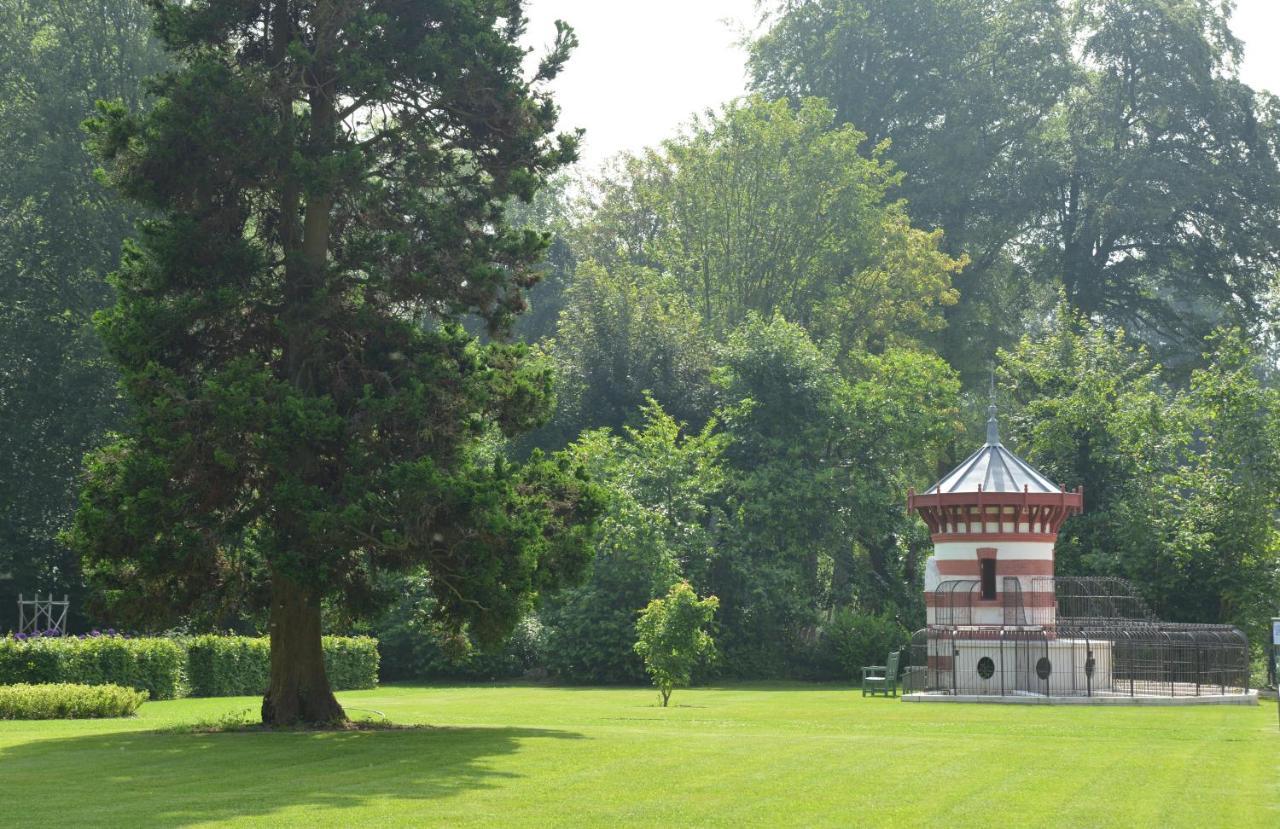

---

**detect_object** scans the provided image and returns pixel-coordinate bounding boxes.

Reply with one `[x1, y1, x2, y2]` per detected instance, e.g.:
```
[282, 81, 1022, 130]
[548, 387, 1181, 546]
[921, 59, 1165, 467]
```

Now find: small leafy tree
[633, 581, 718, 707]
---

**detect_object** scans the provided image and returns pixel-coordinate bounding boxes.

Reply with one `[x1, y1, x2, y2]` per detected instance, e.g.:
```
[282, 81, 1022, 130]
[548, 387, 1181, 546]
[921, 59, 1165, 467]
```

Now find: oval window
[1036, 657, 1052, 680]
[977, 656, 995, 680]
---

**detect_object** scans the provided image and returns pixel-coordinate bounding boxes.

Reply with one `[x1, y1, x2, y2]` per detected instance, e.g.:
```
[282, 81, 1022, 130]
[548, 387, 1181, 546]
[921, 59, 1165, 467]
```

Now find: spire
[986, 370, 1000, 445]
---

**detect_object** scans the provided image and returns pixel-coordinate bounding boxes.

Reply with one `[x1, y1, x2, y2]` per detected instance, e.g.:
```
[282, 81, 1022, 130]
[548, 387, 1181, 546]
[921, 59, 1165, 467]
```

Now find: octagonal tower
[908, 405, 1082, 628]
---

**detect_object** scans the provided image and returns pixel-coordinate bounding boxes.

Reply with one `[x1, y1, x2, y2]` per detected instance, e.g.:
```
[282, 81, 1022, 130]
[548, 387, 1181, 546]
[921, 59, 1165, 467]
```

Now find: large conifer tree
[69, 0, 600, 725]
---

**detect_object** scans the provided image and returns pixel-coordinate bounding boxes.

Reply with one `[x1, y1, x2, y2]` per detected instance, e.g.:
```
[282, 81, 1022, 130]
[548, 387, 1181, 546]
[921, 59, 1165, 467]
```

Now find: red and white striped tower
[908, 404, 1082, 628]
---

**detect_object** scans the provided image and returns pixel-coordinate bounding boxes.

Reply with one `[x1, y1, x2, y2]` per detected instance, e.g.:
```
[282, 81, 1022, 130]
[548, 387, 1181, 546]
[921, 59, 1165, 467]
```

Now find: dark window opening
[980, 558, 997, 600]
[977, 656, 995, 680]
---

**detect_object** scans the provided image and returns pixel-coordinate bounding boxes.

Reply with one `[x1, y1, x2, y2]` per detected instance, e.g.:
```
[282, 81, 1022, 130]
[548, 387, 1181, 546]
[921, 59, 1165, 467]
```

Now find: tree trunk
[261, 575, 346, 726]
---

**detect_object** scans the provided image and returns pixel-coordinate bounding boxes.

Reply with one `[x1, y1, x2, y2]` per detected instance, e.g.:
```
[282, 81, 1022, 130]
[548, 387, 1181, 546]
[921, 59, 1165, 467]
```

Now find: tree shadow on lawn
[1, 724, 583, 826]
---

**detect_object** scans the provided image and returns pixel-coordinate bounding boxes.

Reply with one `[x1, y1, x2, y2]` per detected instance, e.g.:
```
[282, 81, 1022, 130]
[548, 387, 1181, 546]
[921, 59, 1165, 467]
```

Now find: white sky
[524, 0, 1280, 171]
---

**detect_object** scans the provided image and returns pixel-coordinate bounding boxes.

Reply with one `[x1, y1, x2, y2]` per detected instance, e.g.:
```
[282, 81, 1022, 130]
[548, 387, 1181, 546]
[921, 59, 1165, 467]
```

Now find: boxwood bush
[0, 683, 147, 719]
[0, 636, 186, 699]
[185, 635, 379, 696]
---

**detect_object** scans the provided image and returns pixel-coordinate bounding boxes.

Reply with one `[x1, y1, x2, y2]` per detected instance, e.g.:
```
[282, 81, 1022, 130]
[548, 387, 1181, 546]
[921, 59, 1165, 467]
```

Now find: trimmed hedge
[0, 683, 147, 719]
[321, 636, 380, 692]
[0, 636, 186, 699]
[184, 635, 379, 697]
[0, 635, 379, 699]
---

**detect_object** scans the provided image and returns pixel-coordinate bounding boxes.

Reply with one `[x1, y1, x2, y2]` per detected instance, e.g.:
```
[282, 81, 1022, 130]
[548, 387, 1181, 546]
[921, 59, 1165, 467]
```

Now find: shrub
[184, 635, 379, 696]
[0, 635, 185, 699]
[824, 610, 911, 682]
[0, 683, 147, 719]
[322, 636, 380, 691]
[185, 635, 270, 697]
[0, 634, 377, 698]
[376, 583, 543, 682]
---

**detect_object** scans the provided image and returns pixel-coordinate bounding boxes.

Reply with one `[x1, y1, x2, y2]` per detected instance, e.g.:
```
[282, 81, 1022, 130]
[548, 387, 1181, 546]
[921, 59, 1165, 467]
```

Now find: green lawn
[1, 683, 1276, 827]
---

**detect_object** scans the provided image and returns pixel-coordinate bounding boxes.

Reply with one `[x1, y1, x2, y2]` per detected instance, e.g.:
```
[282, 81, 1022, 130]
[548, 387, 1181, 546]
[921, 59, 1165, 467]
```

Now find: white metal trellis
[18, 593, 69, 634]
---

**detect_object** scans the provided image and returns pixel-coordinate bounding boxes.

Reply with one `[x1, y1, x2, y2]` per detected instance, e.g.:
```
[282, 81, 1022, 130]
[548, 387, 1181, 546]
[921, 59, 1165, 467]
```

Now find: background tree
[752, 0, 1280, 374]
[708, 317, 958, 673]
[633, 580, 719, 707]
[542, 400, 725, 683]
[532, 262, 714, 449]
[999, 308, 1280, 640]
[574, 96, 962, 352]
[750, 0, 1072, 377]
[67, 0, 600, 724]
[1030, 0, 1280, 369]
[0, 0, 166, 627]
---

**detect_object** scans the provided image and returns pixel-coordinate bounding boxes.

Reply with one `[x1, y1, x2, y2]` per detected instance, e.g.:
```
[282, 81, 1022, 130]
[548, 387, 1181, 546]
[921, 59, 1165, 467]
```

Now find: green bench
[861, 650, 902, 697]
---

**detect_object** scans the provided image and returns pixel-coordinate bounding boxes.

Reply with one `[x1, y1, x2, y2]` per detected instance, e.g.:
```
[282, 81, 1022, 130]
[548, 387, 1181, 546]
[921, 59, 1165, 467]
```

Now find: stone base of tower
[902, 691, 1259, 705]
[902, 619, 1256, 704]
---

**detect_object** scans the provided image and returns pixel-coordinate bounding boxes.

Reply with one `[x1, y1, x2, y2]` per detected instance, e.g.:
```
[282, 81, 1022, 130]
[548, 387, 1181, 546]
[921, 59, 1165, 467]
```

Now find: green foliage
[319, 636, 380, 693]
[708, 317, 957, 673]
[370, 573, 543, 682]
[0, 636, 185, 699]
[823, 610, 910, 682]
[751, 0, 1070, 377]
[533, 261, 714, 447]
[634, 581, 719, 706]
[0, 682, 146, 719]
[575, 96, 961, 351]
[752, 0, 1280, 373]
[184, 635, 269, 697]
[999, 308, 1280, 640]
[1041, 0, 1280, 361]
[379, 614, 544, 683]
[0, 0, 167, 625]
[182, 635, 377, 697]
[0, 634, 376, 699]
[63, 0, 602, 719]
[543, 400, 726, 683]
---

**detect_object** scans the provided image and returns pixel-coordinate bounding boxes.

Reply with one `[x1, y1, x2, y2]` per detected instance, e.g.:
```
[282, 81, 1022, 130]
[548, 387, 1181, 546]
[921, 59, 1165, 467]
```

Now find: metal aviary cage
[905, 577, 1252, 700]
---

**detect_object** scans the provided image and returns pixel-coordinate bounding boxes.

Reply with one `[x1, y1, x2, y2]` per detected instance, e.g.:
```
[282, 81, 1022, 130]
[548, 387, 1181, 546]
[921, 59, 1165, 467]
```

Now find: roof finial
[986, 368, 1000, 445]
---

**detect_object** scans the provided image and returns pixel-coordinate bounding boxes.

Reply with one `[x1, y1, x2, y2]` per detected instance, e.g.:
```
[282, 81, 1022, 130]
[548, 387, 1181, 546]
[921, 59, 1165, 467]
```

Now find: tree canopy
[0, 0, 167, 627]
[576, 96, 962, 353]
[752, 0, 1280, 376]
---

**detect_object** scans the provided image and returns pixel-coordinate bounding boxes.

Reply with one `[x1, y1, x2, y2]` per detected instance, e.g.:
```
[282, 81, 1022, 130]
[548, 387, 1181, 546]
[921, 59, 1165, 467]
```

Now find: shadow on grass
[1, 724, 583, 825]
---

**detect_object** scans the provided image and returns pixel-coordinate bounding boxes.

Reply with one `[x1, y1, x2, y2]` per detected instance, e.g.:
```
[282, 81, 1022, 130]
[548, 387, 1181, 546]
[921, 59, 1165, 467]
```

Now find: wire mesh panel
[1028, 576, 1155, 624]
[1002, 577, 1027, 626]
[933, 580, 979, 626]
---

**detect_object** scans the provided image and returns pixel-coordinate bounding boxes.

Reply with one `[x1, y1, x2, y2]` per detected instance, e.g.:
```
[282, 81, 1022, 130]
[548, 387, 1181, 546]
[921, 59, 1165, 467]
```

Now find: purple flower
[15, 633, 27, 642]
[106, 629, 117, 636]
[90, 629, 101, 637]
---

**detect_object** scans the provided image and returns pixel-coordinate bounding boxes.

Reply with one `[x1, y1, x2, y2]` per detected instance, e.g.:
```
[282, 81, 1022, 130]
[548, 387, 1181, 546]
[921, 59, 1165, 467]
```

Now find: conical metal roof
[924, 405, 1062, 495]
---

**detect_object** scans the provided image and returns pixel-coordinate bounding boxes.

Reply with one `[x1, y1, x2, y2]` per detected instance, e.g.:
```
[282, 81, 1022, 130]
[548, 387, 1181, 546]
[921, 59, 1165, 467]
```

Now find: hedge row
[185, 635, 379, 696]
[0, 683, 147, 719]
[0, 635, 379, 699]
[0, 637, 185, 699]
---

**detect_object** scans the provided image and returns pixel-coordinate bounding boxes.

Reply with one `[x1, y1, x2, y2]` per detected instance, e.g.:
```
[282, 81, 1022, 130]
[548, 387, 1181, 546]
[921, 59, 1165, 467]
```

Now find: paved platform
[903, 690, 1258, 706]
